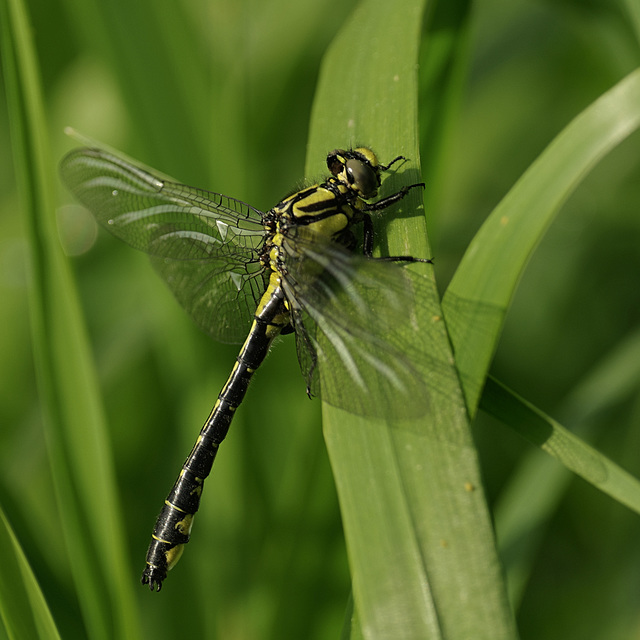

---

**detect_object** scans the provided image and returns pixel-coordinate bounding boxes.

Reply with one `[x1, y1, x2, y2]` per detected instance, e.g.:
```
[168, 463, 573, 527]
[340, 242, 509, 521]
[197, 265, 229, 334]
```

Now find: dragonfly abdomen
[142, 280, 289, 590]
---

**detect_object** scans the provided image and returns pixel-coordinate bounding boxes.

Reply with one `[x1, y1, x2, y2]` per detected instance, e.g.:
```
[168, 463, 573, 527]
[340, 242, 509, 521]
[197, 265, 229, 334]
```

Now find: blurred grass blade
[482, 376, 640, 515]
[58, 0, 211, 175]
[623, 0, 640, 45]
[443, 68, 640, 415]
[418, 0, 473, 212]
[308, 0, 517, 638]
[0, 0, 140, 637]
[0, 506, 61, 640]
[492, 327, 640, 606]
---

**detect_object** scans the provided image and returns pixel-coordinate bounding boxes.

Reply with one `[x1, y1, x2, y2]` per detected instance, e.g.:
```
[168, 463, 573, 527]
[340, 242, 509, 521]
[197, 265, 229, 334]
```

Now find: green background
[1, 0, 640, 638]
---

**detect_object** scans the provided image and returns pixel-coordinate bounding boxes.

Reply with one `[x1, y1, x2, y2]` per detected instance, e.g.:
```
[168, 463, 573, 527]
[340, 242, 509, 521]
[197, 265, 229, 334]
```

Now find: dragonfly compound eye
[345, 157, 379, 199]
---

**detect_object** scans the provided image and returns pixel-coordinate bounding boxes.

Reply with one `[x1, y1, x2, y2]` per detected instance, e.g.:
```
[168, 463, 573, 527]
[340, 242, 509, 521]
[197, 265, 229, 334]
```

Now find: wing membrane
[150, 255, 268, 343]
[281, 230, 433, 419]
[60, 148, 266, 256]
[60, 148, 268, 342]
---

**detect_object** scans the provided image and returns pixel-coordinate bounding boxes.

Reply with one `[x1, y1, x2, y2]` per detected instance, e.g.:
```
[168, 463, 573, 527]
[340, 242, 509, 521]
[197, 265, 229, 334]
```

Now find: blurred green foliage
[1, 0, 639, 638]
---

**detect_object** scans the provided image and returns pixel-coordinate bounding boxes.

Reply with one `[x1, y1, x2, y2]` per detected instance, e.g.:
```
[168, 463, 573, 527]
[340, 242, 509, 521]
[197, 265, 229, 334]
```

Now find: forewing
[60, 148, 268, 343]
[281, 231, 432, 419]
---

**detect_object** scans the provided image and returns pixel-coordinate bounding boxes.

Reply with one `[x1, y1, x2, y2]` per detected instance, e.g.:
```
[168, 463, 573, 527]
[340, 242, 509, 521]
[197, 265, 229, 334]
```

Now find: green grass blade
[442, 68, 640, 415]
[0, 0, 140, 637]
[623, 0, 640, 44]
[0, 506, 61, 640]
[57, 0, 211, 176]
[307, 1, 517, 638]
[491, 326, 640, 606]
[482, 377, 640, 516]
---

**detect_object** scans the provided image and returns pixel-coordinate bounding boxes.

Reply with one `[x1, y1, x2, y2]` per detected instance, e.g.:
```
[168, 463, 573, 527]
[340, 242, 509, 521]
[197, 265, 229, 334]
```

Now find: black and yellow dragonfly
[60, 145, 431, 591]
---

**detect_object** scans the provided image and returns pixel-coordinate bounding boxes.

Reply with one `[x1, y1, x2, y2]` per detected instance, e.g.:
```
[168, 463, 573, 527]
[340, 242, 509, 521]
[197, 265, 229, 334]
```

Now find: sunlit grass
[1, 0, 639, 638]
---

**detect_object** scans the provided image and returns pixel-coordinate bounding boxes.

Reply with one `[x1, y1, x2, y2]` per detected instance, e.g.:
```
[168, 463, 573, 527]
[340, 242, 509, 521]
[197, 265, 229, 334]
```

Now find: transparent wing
[60, 148, 269, 343]
[150, 255, 268, 343]
[280, 230, 437, 419]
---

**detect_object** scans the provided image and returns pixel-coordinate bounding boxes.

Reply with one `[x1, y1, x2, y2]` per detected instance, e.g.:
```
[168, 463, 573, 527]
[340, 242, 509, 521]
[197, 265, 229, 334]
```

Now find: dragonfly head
[326, 148, 382, 199]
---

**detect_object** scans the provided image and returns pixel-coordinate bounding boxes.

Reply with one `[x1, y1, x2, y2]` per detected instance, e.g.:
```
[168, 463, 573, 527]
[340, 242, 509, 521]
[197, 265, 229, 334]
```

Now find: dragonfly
[60, 144, 431, 591]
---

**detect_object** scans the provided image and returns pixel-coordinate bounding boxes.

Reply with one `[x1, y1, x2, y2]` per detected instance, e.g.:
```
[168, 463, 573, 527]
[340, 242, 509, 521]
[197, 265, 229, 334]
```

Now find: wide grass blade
[0, 0, 140, 636]
[308, 0, 517, 638]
